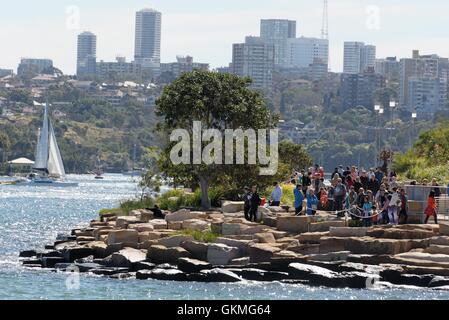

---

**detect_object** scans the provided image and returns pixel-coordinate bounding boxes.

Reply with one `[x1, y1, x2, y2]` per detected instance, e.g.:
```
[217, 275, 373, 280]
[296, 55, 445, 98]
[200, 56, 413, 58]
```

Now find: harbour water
[1, 174, 449, 300]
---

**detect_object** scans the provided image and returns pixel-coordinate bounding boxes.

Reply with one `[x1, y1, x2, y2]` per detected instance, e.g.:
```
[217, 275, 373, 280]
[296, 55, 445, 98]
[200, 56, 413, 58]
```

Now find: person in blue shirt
[270, 182, 282, 206]
[306, 188, 319, 216]
[294, 184, 305, 216]
[362, 195, 373, 227]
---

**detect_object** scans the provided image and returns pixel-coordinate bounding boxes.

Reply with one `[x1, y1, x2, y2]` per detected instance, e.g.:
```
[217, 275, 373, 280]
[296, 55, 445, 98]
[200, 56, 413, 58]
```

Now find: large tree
[155, 70, 279, 209]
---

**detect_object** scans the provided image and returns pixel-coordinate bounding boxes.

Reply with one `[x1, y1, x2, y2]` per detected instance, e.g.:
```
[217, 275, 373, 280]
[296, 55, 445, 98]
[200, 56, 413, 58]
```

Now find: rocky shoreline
[19, 201, 449, 290]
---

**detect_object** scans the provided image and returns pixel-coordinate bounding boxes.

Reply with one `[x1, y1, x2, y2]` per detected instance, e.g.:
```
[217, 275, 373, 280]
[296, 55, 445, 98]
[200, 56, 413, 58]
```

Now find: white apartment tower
[77, 31, 97, 77]
[134, 8, 162, 75]
[343, 42, 376, 74]
[232, 36, 275, 92]
[286, 37, 329, 69]
[260, 19, 296, 67]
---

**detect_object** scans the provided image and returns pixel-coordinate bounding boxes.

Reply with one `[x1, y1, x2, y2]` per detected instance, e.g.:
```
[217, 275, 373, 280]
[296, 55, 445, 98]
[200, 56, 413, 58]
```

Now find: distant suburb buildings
[76, 8, 162, 79]
[17, 58, 53, 77]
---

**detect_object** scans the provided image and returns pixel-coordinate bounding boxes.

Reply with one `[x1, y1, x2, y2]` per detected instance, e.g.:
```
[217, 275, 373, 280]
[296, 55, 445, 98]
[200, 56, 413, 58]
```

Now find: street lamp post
[410, 111, 418, 149]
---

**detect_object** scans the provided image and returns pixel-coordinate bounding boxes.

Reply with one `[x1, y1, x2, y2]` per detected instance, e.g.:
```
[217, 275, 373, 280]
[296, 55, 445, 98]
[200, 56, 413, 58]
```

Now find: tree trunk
[199, 175, 211, 210]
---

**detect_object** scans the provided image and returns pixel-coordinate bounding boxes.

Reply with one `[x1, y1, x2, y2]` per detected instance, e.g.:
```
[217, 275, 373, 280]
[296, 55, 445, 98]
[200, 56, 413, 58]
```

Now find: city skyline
[1, 0, 449, 74]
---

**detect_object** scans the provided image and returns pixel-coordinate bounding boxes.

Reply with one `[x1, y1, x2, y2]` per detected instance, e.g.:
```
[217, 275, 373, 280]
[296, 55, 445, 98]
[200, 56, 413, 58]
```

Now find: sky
[1, 0, 449, 74]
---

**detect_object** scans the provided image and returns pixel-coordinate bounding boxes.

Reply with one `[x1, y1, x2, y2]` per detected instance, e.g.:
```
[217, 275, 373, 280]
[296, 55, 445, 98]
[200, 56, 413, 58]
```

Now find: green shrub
[119, 196, 155, 215]
[178, 229, 219, 243]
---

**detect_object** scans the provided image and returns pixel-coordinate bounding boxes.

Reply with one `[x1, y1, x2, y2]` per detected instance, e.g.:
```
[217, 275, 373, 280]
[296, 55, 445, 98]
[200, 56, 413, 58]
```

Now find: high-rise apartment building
[232, 36, 275, 92]
[260, 19, 296, 67]
[343, 42, 376, 74]
[400, 50, 449, 114]
[340, 70, 385, 110]
[375, 57, 400, 81]
[286, 37, 329, 69]
[77, 31, 97, 77]
[134, 8, 162, 76]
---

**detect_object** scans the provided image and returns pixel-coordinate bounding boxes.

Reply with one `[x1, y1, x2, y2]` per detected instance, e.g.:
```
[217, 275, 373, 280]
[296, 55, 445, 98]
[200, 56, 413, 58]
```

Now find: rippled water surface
[1, 174, 449, 300]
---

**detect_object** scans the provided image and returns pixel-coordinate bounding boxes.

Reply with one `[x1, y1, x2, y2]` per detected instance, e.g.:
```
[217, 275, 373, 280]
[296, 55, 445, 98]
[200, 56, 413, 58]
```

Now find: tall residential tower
[134, 8, 162, 76]
[76, 31, 97, 77]
[260, 19, 296, 67]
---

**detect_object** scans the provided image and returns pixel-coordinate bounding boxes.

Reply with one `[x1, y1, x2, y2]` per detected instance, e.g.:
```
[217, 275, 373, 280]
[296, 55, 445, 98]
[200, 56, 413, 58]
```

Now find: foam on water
[1, 174, 449, 300]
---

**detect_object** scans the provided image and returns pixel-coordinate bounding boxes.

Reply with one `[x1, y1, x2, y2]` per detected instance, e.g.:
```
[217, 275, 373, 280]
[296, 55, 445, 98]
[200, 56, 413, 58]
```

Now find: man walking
[249, 186, 261, 222]
[270, 182, 282, 207]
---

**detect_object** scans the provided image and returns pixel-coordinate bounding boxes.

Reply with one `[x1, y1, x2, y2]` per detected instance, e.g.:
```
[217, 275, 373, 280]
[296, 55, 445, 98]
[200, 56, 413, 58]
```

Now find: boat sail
[33, 104, 66, 178]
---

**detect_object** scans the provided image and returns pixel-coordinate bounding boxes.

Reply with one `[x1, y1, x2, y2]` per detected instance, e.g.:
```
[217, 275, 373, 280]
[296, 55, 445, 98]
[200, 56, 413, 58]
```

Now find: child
[424, 191, 438, 224]
[371, 205, 379, 225]
[306, 188, 318, 216]
[319, 187, 328, 210]
[362, 195, 373, 227]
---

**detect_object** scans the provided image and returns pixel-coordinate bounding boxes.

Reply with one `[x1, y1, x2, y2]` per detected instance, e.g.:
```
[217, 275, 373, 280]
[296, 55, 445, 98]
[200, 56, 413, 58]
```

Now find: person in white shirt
[270, 182, 282, 207]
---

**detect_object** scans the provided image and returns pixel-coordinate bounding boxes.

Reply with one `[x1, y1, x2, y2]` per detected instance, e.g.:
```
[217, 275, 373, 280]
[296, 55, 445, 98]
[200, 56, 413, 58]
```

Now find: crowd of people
[243, 164, 445, 226]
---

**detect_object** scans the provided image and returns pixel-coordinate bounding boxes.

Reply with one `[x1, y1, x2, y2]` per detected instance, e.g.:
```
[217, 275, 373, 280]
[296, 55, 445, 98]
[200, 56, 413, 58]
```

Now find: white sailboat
[23, 104, 78, 187]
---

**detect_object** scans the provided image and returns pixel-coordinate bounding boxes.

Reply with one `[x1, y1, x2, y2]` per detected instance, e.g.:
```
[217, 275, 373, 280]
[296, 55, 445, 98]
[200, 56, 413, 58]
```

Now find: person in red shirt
[424, 191, 438, 224]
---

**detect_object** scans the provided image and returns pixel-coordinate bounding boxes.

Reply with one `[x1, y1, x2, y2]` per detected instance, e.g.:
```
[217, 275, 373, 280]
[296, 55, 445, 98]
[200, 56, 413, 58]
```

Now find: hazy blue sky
[1, 0, 449, 74]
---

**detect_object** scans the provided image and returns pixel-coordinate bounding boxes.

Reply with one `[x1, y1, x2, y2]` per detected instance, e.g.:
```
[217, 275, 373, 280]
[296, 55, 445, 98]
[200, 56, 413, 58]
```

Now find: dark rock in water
[105, 243, 123, 256]
[288, 263, 374, 289]
[379, 268, 433, 287]
[44, 245, 55, 250]
[19, 250, 37, 258]
[56, 234, 77, 242]
[54, 263, 74, 270]
[41, 251, 63, 258]
[22, 259, 42, 266]
[24, 264, 42, 268]
[62, 247, 95, 262]
[137, 268, 187, 281]
[131, 261, 156, 272]
[155, 263, 178, 270]
[228, 268, 289, 282]
[178, 258, 212, 273]
[109, 273, 134, 280]
[91, 268, 130, 276]
[75, 255, 95, 264]
[93, 258, 107, 265]
[429, 277, 449, 288]
[347, 254, 395, 265]
[198, 268, 242, 283]
[75, 263, 102, 273]
[42, 257, 66, 268]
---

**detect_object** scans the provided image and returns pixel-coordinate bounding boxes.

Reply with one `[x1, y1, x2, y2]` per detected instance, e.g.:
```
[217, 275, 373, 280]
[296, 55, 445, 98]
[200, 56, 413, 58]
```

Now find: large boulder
[329, 227, 368, 238]
[128, 223, 155, 233]
[229, 268, 289, 282]
[207, 243, 240, 265]
[393, 252, 449, 268]
[319, 237, 347, 253]
[425, 245, 449, 255]
[296, 232, 329, 244]
[308, 251, 351, 262]
[288, 263, 375, 288]
[197, 268, 242, 282]
[85, 241, 108, 258]
[147, 245, 191, 264]
[215, 237, 251, 256]
[180, 240, 209, 261]
[61, 247, 95, 262]
[93, 227, 114, 241]
[309, 221, 346, 233]
[439, 222, 449, 236]
[221, 223, 248, 236]
[109, 248, 147, 268]
[430, 236, 449, 246]
[148, 219, 168, 230]
[165, 209, 199, 223]
[116, 216, 140, 229]
[285, 243, 320, 255]
[344, 237, 404, 255]
[221, 201, 244, 213]
[177, 258, 212, 273]
[248, 244, 281, 263]
[107, 230, 139, 246]
[276, 216, 316, 234]
[254, 233, 276, 244]
[182, 219, 210, 231]
[367, 227, 435, 239]
[137, 268, 187, 281]
[158, 235, 194, 248]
